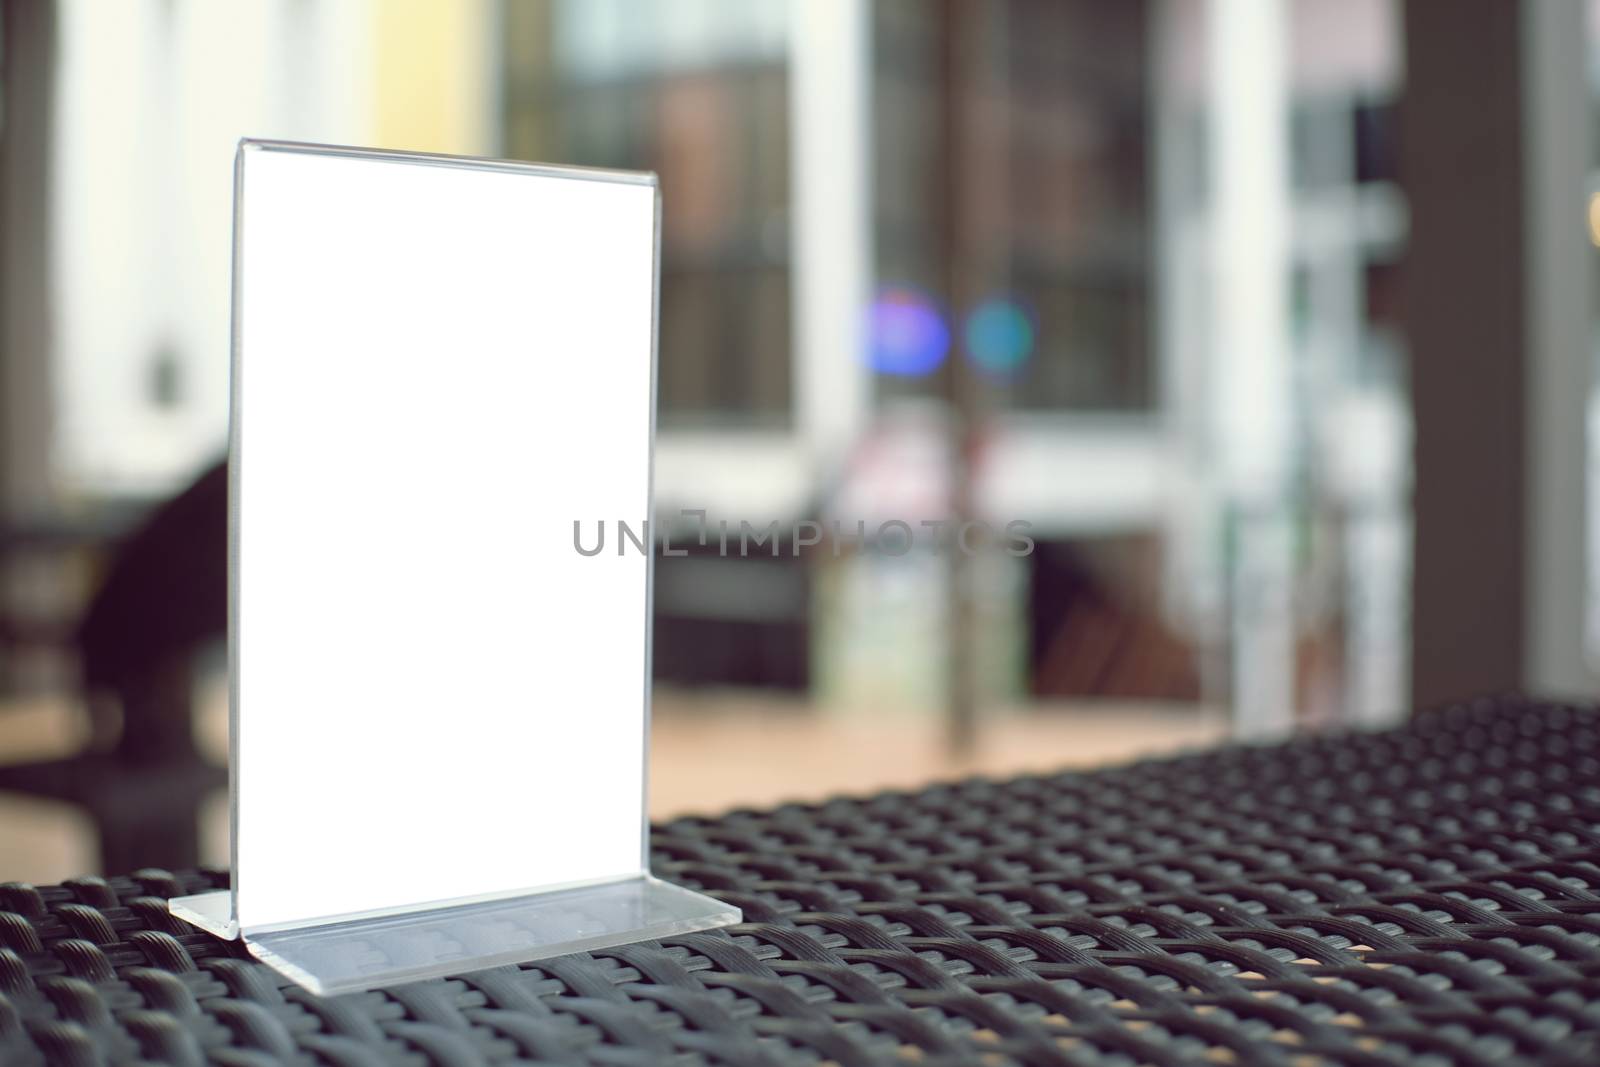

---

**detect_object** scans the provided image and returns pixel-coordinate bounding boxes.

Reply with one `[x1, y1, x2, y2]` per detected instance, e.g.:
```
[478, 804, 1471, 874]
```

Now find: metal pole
[936, 0, 983, 756]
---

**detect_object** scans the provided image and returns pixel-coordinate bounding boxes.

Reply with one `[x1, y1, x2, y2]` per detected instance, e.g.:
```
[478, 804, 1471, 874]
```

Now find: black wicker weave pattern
[2, 697, 1600, 1066]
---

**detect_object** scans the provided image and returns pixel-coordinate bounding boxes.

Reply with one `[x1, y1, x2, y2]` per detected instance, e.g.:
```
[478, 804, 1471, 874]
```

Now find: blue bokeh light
[868, 287, 950, 376]
[964, 299, 1034, 375]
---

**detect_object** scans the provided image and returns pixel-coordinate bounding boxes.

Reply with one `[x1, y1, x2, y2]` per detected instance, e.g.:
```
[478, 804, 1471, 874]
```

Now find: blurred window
[872, 0, 1154, 413]
[502, 0, 792, 428]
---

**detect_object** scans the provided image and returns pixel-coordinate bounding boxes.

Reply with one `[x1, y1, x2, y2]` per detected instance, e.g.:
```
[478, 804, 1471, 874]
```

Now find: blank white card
[232, 144, 657, 930]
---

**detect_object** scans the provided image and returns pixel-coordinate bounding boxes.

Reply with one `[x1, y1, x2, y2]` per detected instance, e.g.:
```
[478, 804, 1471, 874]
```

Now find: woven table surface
[3, 697, 1600, 1066]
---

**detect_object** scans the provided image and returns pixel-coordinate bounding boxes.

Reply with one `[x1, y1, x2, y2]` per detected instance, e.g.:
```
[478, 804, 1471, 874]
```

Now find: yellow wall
[371, 0, 495, 156]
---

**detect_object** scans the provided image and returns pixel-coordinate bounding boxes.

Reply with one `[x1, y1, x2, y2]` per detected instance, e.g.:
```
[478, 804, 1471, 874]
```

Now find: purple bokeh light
[867, 286, 949, 376]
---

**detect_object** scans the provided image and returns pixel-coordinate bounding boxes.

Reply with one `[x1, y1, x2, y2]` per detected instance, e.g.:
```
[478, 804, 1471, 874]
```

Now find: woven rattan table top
[3, 696, 1600, 1065]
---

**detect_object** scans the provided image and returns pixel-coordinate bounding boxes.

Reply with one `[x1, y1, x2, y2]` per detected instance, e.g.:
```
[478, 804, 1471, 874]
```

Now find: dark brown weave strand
[3, 695, 1600, 1065]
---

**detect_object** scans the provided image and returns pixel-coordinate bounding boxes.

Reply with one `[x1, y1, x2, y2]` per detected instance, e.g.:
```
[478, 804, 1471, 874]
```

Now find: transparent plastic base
[171, 875, 740, 996]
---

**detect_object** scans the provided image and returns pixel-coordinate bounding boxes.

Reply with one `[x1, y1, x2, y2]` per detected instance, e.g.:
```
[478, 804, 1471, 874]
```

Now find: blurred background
[0, 0, 1594, 881]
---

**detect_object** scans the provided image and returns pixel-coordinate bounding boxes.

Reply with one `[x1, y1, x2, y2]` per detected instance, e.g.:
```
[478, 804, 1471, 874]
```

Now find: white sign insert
[171, 140, 739, 995]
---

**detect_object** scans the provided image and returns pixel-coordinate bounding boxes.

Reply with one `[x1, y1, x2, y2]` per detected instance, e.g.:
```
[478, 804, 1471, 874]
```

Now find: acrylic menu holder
[169, 141, 739, 995]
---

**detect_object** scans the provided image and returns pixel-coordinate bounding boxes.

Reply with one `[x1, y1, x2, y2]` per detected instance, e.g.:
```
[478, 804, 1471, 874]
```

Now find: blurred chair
[1029, 539, 1201, 702]
[0, 461, 227, 874]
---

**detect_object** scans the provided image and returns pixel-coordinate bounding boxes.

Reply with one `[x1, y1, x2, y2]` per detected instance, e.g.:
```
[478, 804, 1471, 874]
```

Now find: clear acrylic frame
[170, 140, 739, 996]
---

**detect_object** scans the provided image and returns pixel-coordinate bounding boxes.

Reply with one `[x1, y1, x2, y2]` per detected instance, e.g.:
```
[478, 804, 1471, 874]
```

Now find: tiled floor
[648, 690, 1229, 815]
[0, 683, 1227, 884]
